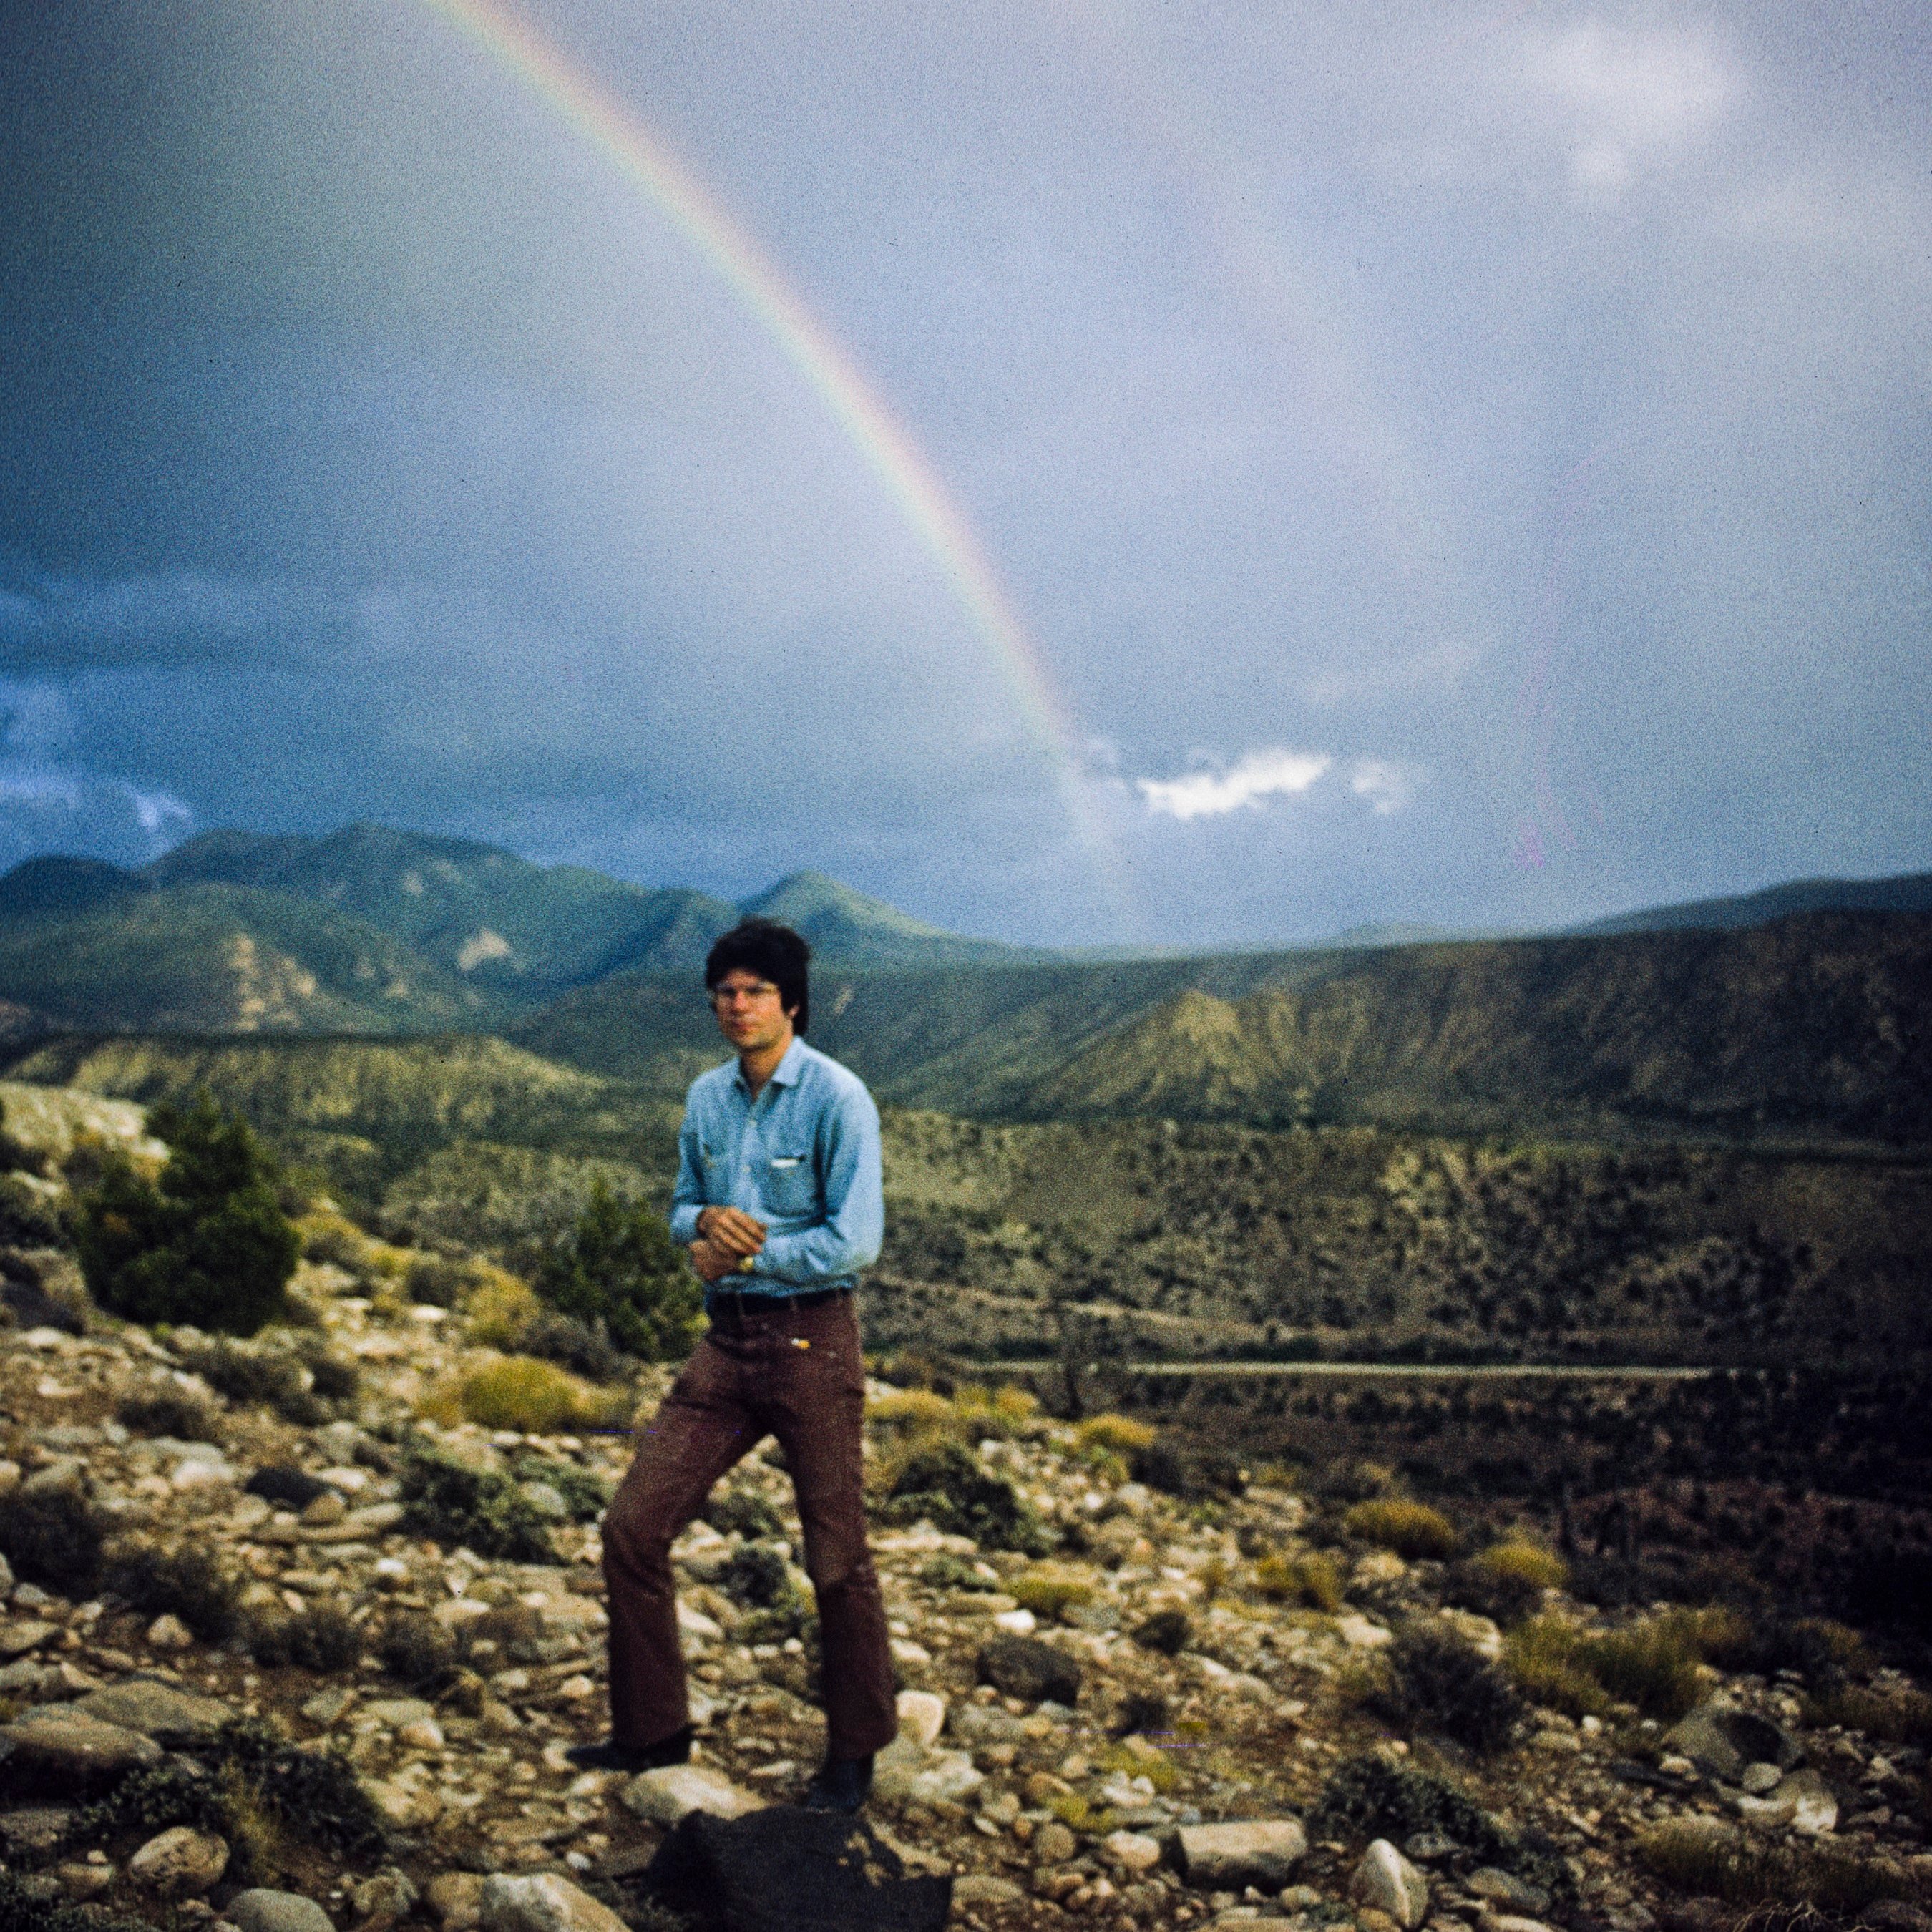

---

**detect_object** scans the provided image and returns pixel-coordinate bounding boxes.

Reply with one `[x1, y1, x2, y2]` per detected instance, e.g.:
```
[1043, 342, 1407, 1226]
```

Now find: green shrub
[116, 1386, 224, 1443]
[706, 1484, 782, 1541]
[246, 1606, 364, 1673]
[1342, 1498, 1460, 1560]
[102, 1541, 241, 1644]
[877, 1438, 1052, 1555]
[919, 1553, 999, 1591]
[1365, 1623, 1523, 1754]
[378, 1612, 457, 1687]
[74, 1093, 300, 1335]
[1131, 1435, 1247, 1499]
[1254, 1551, 1344, 1611]
[404, 1253, 475, 1307]
[1502, 1608, 1735, 1721]
[399, 1441, 558, 1562]
[534, 1177, 701, 1362]
[63, 1718, 384, 1880]
[0, 1483, 104, 1595]
[511, 1453, 613, 1522]
[519, 1307, 625, 1382]
[1312, 1754, 1574, 1908]
[0, 1871, 152, 1932]
[178, 1338, 323, 1425]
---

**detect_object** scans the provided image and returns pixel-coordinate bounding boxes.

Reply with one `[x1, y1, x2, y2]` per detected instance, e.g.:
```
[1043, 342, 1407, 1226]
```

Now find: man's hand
[696, 1205, 766, 1258]
[689, 1237, 741, 1284]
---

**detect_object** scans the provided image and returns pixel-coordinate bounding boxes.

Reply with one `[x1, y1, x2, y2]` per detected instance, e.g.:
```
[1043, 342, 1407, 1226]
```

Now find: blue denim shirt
[669, 1037, 884, 1298]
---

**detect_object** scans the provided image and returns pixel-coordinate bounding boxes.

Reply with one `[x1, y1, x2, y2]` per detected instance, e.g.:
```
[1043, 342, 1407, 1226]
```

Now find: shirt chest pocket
[761, 1152, 817, 1215]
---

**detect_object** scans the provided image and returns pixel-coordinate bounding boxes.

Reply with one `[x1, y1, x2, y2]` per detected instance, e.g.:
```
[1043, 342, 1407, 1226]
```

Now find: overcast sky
[0, 0, 1926, 947]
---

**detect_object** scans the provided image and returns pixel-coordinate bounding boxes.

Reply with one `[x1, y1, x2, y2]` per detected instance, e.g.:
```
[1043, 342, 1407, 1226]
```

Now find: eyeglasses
[710, 981, 783, 1008]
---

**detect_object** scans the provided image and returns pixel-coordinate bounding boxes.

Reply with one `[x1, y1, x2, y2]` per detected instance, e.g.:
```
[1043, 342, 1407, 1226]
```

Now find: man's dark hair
[705, 919, 811, 1033]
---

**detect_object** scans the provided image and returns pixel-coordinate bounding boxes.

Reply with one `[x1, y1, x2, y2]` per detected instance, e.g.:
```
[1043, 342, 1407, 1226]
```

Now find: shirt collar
[734, 1035, 805, 1096]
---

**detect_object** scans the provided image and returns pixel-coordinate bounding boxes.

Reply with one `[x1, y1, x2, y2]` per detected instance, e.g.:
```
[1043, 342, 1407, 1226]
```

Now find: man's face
[710, 968, 796, 1055]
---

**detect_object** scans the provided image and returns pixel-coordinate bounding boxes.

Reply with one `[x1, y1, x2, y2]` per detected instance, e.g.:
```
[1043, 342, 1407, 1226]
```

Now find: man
[570, 918, 897, 1813]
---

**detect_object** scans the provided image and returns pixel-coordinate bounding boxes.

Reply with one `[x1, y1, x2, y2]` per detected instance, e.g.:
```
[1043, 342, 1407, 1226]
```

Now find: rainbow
[417, 0, 1118, 879]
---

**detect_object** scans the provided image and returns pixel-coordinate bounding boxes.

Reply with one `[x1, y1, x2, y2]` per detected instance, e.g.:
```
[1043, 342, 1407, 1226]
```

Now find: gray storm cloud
[0, 0, 1923, 943]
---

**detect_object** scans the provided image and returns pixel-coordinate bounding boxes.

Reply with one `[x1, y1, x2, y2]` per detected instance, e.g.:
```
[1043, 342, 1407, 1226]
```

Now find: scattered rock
[953, 1873, 1025, 1904]
[0, 1712, 162, 1796]
[977, 1633, 1083, 1706]
[478, 1873, 631, 1932]
[228, 1889, 338, 1932]
[353, 1867, 420, 1932]
[424, 1873, 488, 1930]
[896, 1688, 947, 1747]
[872, 1736, 986, 1806]
[74, 1675, 234, 1744]
[1352, 1838, 1429, 1930]
[1468, 1868, 1551, 1915]
[1663, 1705, 1800, 1783]
[1033, 1820, 1078, 1864]
[620, 1762, 764, 1826]
[145, 1611, 193, 1649]
[128, 1824, 229, 1898]
[1178, 1818, 1309, 1890]
[55, 1859, 116, 1901]
[1775, 1766, 1840, 1835]
[1103, 1829, 1163, 1873]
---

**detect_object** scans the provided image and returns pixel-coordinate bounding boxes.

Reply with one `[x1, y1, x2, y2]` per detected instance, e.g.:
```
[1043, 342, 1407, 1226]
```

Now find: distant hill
[739, 869, 1037, 968]
[0, 882, 499, 1034]
[1574, 873, 1932, 935]
[137, 826, 1026, 984]
[142, 823, 736, 992]
[519, 909, 1932, 1145]
[0, 854, 150, 919]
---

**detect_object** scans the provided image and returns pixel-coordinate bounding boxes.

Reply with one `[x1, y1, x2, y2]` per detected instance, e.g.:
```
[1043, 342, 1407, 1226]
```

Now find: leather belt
[706, 1286, 850, 1330]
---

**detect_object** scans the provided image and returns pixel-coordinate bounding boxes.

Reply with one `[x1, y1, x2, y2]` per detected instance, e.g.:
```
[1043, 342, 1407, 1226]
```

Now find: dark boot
[801, 1753, 874, 1813]
[564, 1724, 693, 1774]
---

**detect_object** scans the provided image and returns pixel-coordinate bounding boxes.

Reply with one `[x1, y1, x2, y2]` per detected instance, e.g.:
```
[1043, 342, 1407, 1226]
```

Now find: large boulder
[1177, 1819, 1308, 1890]
[976, 1634, 1083, 1706]
[1664, 1705, 1800, 1782]
[1352, 1838, 1430, 1930]
[228, 1890, 338, 1932]
[620, 1763, 763, 1828]
[127, 1825, 228, 1898]
[479, 1874, 629, 1932]
[74, 1677, 235, 1745]
[0, 1713, 161, 1797]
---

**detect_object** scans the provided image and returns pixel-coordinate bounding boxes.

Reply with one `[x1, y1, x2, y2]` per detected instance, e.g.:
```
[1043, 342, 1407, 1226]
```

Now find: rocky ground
[0, 1120, 1928, 1932]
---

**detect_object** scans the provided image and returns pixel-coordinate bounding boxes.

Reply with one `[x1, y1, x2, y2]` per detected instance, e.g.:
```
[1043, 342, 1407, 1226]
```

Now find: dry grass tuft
[1010, 1571, 1095, 1618]
[422, 1356, 627, 1434]
[1253, 1551, 1345, 1611]
[1503, 1614, 1616, 1718]
[462, 1269, 542, 1349]
[1075, 1413, 1158, 1457]
[1639, 1818, 1923, 1914]
[1801, 1682, 1932, 1746]
[867, 1388, 962, 1439]
[1342, 1498, 1460, 1560]
[1503, 1606, 1745, 1720]
[1474, 1538, 1570, 1592]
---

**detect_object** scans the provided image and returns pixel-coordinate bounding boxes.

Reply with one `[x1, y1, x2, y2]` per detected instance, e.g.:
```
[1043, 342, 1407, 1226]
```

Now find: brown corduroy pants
[600, 1292, 898, 1761]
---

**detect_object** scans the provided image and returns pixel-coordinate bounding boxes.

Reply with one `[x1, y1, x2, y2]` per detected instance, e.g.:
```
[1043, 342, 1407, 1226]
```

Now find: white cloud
[1350, 759, 1414, 815]
[1510, 19, 1738, 203]
[1137, 748, 1331, 821]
